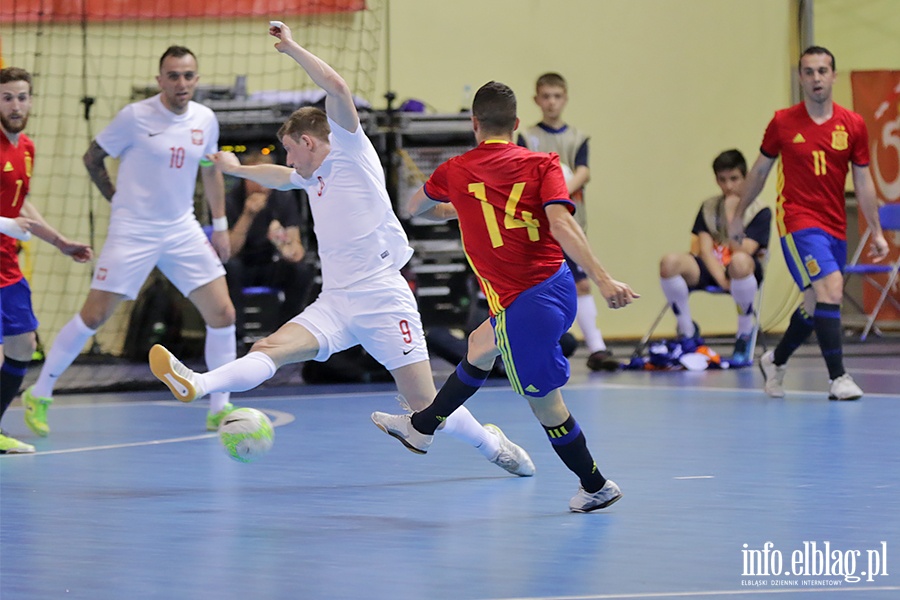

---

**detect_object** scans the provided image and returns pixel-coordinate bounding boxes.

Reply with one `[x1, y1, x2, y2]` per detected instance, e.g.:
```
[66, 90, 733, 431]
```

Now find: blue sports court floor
[1, 346, 898, 599]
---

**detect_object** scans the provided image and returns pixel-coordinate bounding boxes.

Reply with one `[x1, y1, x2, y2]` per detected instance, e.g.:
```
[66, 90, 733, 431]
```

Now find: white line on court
[17, 408, 294, 457]
[565, 380, 899, 399]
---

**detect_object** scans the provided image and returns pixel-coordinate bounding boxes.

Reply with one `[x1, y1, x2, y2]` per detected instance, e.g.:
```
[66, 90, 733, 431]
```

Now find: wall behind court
[381, 0, 900, 340]
[382, 0, 794, 339]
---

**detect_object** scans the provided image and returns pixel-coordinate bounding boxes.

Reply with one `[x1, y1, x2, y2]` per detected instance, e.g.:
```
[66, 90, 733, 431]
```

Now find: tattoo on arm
[83, 141, 115, 201]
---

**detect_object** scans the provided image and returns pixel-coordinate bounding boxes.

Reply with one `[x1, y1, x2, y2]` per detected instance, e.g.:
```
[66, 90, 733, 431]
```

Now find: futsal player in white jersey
[24, 46, 238, 434]
[149, 22, 534, 476]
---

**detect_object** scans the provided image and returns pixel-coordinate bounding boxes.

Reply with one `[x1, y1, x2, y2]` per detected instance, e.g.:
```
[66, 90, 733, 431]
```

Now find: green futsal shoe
[0, 431, 36, 454]
[23, 386, 53, 437]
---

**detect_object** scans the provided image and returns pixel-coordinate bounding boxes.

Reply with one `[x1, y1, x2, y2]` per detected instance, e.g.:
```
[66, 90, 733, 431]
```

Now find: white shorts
[91, 216, 225, 300]
[292, 269, 430, 371]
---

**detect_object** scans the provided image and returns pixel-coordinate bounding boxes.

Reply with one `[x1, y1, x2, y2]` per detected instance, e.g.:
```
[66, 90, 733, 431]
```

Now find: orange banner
[850, 70, 900, 321]
[1, 0, 364, 22]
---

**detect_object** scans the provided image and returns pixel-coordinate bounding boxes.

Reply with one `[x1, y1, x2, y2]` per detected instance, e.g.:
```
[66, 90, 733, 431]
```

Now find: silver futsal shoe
[371, 412, 433, 454]
[569, 479, 623, 513]
[484, 424, 535, 477]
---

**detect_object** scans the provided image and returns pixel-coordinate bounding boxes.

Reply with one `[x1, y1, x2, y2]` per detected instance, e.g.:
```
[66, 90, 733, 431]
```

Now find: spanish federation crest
[831, 125, 848, 151]
[804, 254, 821, 277]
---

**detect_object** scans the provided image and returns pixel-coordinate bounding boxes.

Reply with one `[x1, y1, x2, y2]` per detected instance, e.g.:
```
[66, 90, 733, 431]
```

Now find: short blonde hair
[535, 72, 566, 93]
[278, 106, 331, 143]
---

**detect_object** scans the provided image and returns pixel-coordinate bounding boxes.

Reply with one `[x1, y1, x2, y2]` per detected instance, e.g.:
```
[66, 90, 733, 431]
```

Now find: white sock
[441, 406, 499, 459]
[32, 314, 96, 398]
[199, 351, 276, 397]
[730, 274, 758, 337]
[205, 324, 237, 413]
[576, 293, 606, 353]
[660, 275, 693, 336]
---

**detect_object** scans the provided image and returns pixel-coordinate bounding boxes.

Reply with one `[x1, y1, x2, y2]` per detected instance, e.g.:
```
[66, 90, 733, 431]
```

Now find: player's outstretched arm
[0, 216, 33, 241]
[83, 140, 116, 201]
[18, 200, 93, 263]
[405, 185, 458, 222]
[545, 203, 638, 309]
[268, 21, 358, 133]
[207, 151, 294, 190]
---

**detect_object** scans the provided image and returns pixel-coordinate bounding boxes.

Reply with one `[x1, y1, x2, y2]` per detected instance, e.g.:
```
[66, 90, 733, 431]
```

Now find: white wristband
[0, 216, 31, 241]
[212, 216, 228, 232]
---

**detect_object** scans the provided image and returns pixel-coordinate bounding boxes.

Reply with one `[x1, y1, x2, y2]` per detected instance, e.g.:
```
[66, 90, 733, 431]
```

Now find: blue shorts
[1, 278, 40, 342]
[492, 263, 576, 397]
[780, 228, 847, 290]
[689, 254, 764, 290]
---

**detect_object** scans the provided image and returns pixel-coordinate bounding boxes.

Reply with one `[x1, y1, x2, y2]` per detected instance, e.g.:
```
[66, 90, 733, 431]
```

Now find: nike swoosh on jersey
[402, 347, 417, 355]
[148, 132, 164, 137]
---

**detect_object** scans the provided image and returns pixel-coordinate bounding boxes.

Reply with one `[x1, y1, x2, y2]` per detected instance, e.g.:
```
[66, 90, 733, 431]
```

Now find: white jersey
[96, 94, 219, 225]
[289, 118, 412, 290]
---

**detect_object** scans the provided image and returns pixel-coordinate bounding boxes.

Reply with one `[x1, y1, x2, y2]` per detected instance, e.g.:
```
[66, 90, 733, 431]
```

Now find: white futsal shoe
[828, 373, 863, 401]
[149, 344, 205, 402]
[371, 412, 433, 454]
[569, 480, 623, 513]
[759, 351, 787, 398]
[484, 424, 535, 477]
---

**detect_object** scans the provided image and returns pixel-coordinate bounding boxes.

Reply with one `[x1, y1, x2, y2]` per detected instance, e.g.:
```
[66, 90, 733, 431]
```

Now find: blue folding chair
[843, 203, 900, 340]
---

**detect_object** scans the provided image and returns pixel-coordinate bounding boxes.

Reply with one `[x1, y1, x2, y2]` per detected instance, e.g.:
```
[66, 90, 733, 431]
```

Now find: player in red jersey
[372, 81, 638, 512]
[0, 67, 92, 453]
[728, 47, 889, 401]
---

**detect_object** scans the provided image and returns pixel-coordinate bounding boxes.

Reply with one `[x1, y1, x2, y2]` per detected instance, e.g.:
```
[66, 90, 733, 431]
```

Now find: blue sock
[814, 302, 845, 380]
[412, 358, 489, 435]
[0, 357, 29, 421]
[544, 414, 606, 493]
[773, 306, 814, 365]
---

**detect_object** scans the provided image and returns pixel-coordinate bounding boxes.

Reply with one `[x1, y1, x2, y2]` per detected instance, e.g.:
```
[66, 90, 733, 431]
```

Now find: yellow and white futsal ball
[218, 408, 274, 463]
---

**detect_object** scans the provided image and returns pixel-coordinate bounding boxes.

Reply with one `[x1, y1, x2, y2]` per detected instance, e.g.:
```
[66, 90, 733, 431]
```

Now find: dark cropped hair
[159, 46, 197, 70]
[712, 149, 747, 177]
[0, 67, 32, 94]
[472, 81, 517, 135]
[799, 46, 835, 71]
[278, 106, 331, 143]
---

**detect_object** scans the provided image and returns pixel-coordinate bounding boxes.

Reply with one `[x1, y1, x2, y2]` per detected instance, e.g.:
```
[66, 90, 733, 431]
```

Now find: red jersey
[425, 140, 574, 314]
[760, 102, 869, 240]
[1, 131, 34, 287]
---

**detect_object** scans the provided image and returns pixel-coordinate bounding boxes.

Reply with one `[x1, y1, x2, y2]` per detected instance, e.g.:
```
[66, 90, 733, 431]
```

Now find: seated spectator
[224, 151, 315, 345]
[657, 149, 771, 365]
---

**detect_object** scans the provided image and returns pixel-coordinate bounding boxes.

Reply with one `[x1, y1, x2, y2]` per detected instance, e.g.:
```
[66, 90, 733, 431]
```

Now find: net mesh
[1, 1, 384, 360]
